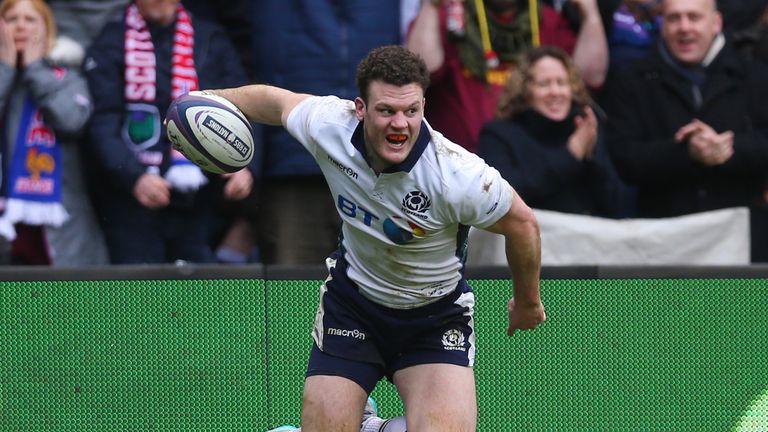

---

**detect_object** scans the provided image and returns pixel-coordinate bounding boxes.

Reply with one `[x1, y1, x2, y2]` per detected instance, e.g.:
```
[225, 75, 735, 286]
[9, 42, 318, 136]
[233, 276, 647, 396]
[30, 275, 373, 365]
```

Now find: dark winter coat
[603, 41, 768, 218]
[85, 13, 251, 194]
[478, 108, 629, 218]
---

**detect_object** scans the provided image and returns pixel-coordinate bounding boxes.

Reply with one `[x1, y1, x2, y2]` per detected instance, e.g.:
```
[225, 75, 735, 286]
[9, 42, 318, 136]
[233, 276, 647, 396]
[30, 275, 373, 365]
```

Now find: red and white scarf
[124, 2, 207, 192]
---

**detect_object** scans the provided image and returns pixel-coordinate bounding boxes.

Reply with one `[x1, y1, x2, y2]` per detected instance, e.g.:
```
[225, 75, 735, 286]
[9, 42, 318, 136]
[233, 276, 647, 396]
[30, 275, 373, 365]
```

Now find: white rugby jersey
[286, 96, 514, 309]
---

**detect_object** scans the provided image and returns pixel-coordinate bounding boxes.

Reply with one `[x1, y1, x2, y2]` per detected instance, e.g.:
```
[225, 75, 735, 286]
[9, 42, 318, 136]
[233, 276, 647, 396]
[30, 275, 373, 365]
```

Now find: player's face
[135, 0, 180, 26]
[355, 81, 425, 174]
[2, 0, 45, 52]
[661, 0, 722, 65]
[528, 56, 572, 122]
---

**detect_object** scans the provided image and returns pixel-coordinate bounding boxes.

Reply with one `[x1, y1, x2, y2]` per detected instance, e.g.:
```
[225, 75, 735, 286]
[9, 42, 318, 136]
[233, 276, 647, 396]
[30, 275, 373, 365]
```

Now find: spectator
[603, 0, 768, 262]
[732, 1, 768, 64]
[179, 0, 254, 79]
[83, 0, 254, 264]
[406, 0, 608, 153]
[606, 0, 663, 70]
[478, 46, 628, 218]
[0, 0, 108, 265]
[46, 0, 128, 50]
[717, 0, 768, 36]
[249, 1, 405, 265]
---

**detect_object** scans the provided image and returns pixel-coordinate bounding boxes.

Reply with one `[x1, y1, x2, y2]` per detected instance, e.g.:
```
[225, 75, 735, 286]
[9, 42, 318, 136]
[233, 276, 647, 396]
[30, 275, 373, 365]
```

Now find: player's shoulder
[286, 95, 359, 151]
[296, 95, 355, 117]
[418, 128, 512, 225]
[418, 128, 501, 199]
[289, 95, 356, 129]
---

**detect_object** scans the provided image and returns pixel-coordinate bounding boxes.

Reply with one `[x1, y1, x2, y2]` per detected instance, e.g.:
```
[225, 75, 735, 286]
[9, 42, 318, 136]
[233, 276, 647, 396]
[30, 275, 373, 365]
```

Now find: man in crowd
[603, 0, 768, 261]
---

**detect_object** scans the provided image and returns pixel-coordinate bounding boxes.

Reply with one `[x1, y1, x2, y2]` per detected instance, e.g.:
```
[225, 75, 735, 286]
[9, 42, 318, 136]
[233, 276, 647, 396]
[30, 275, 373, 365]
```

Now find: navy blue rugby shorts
[306, 257, 476, 394]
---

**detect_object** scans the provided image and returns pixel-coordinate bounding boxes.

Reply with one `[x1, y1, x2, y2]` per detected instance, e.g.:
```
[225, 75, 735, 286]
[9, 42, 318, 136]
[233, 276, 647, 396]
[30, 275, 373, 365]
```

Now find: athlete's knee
[403, 397, 476, 432]
[300, 397, 360, 432]
[300, 377, 368, 432]
[406, 411, 476, 432]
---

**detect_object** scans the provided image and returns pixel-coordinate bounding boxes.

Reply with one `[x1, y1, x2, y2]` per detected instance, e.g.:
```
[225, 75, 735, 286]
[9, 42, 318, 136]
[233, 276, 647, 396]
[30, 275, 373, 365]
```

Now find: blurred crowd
[0, 0, 766, 266]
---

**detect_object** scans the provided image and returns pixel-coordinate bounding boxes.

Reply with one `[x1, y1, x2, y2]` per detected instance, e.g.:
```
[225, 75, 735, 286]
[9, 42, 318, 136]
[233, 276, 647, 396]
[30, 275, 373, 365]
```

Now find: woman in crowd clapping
[477, 46, 629, 218]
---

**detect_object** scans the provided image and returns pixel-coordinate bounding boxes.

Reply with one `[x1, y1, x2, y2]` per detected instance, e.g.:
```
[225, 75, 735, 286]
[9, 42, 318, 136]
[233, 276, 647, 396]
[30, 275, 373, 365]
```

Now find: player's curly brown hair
[356, 45, 430, 103]
[496, 46, 592, 120]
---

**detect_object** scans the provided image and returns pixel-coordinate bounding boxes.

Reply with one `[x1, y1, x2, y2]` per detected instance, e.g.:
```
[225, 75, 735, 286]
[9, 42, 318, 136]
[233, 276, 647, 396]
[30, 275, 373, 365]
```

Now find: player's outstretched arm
[208, 85, 311, 127]
[484, 191, 546, 336]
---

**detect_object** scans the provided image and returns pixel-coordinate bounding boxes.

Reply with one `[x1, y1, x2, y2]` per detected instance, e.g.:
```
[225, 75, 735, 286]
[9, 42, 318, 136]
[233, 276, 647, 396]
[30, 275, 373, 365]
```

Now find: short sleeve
[437, 148, 514, 228]
[285, 95, 353, 156]
[460, 161, 515, 228]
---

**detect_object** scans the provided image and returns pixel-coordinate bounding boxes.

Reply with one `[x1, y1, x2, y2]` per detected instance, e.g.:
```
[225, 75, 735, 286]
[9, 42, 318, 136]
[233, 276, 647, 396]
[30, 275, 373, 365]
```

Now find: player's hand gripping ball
[165, 91, 254, 174]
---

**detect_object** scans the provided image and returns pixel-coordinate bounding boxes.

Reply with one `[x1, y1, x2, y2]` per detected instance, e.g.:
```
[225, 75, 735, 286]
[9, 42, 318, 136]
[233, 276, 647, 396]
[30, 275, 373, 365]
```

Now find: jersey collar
[350, 120, 431, 173]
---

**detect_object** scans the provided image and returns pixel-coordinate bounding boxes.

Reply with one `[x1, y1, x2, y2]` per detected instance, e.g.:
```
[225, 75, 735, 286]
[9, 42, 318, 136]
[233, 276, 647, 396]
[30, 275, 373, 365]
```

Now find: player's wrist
[512, 293, 542, 308]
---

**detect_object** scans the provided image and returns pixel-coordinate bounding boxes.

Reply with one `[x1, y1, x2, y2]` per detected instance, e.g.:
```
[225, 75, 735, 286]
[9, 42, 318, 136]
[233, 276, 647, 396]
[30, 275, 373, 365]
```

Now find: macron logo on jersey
[327, 155, 359, 179]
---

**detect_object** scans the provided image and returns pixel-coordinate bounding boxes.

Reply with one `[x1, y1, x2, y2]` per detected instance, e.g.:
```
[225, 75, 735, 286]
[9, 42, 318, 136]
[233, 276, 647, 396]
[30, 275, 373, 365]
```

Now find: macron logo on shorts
[328, 327, 367, 340]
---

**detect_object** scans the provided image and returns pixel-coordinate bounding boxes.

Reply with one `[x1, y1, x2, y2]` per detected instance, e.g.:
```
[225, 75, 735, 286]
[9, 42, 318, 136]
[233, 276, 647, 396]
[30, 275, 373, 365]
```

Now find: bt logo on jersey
[337, 194, 427, 245]
[337, 194, 380, 226]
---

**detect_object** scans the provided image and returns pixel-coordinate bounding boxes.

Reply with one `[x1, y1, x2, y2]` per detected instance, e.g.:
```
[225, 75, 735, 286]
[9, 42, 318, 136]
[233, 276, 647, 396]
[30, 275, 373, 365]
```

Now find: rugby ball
[165, 92, 254, 174]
